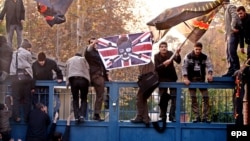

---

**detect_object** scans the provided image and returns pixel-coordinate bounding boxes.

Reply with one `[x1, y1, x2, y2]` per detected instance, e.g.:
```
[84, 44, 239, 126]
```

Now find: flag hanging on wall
[96, 32, 152, 70]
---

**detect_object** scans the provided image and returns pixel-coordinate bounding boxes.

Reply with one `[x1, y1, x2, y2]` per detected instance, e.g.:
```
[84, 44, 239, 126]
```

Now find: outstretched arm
[48, 112, 59, 140]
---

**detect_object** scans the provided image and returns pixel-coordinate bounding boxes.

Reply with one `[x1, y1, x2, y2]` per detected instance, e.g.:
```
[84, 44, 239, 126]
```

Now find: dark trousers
[135, 88, 150, 122]
[226, 33, 240, 74]
[69, 77, 89, 119]
[159, 87, 176, 119]
[90, 74, 105, 115]
[11, 78, 32, 121]
[189, 88, 209, 120]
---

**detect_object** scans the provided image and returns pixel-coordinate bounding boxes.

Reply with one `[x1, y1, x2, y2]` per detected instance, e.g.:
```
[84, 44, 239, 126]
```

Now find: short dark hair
[38, 52, 46, 61]
[159, 41, 168, 47]
[21, 39, 32, 49]
[88, 37, 96, 44]
[35, 103, 45, 110]
[237, 6, 246, 12]
[194, 42, 203, 48]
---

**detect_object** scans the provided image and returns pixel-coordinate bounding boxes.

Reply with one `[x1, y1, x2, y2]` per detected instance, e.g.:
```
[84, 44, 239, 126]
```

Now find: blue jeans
[226, 33, 240, 74]
[7, 24, 23, 48]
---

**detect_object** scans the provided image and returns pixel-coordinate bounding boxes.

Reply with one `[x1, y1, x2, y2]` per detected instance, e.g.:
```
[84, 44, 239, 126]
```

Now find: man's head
[35, 103, 47, 112]
[193, 42, 203, 56]
[88, 37, 96, 45]
[222, 0, 230, 9]
[37, 52, 46, 66]
[21, 39, 32, 51]
[88, 37, 97, 49]
[237, 6, 247, 20]
[159, 41, 168, 55]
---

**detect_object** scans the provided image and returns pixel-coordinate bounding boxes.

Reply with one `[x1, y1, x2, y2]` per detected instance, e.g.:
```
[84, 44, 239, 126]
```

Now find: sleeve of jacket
[154, 54, 164, 72]
[238, 27, 245, 48]
[228, 5, 238, 31]
[32, 63, 36, 79]
[62, 125, 70, 141]
[65, 60, 70, 86]
[0, 0, 7, 20]
[52, 61, 63, 80]
[205, 56, 213, 74]
[20, 0, 25, 20]
[182, 54, 189, 76]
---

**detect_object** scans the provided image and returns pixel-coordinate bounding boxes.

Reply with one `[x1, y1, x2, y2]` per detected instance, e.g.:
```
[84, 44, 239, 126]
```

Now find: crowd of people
[0, 0, 250, 140]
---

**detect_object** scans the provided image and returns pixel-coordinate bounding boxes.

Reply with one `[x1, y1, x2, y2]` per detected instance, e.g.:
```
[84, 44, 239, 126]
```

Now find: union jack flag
[96, 32, 152, 70]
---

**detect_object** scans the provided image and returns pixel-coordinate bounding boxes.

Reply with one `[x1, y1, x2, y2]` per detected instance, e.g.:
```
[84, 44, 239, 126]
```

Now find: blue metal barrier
[6, 77, 235, 141]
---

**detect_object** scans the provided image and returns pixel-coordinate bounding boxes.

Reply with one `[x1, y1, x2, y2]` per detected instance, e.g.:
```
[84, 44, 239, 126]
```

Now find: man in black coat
[0, 0, 25, 48]
[26, 103, 51, 141]
[154, 41, 181, 122]
[32, 52, 63, 110]
[84, 38, 111, 121]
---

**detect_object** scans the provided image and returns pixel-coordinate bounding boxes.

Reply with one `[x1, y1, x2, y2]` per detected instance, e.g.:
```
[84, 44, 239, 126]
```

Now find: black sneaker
[79, 116, 85, 123]
[192, 117, 201, 123]
[202, 119, 211, 123]
[130, 117, 143, 123]
[222, 72, 234, 77]
[75, 118, 80, 124]
[169, 117, 176, 122]
[93, 114, 104, 121]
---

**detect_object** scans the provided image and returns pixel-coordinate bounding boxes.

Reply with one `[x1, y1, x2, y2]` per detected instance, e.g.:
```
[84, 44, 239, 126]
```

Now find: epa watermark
[231, 131, 247, 138]
[227, 125, 250, 141]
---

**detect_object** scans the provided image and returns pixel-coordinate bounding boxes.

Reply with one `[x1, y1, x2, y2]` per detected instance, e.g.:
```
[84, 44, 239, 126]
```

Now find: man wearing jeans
[0, 0, 25, 48]
[222, 0, 244, 77]
[182, 42, 213, 123]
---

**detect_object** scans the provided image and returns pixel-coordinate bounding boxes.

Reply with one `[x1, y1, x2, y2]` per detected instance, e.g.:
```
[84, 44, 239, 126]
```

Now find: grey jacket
[224, 4, 241, 37]
[66, 55, 90, 86]
[9, 47, 33, 78]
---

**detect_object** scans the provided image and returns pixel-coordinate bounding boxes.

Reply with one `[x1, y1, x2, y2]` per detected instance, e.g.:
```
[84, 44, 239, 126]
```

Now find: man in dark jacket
[154, 41, 181, 122]
[32, 52, 63, 109]
[182, 42, 213, 123]
[26, 103, 51, 141]
[0, 0, 25, 48]
[237, 6, 250, 59]
[84, 38, 111, 121]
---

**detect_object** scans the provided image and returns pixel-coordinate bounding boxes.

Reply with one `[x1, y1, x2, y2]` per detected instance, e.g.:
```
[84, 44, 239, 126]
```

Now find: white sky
[144, 0, 214, 20]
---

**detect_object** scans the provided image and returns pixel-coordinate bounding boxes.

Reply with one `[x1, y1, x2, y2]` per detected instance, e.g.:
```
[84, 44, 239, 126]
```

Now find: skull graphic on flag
[96, 32, 153, 70]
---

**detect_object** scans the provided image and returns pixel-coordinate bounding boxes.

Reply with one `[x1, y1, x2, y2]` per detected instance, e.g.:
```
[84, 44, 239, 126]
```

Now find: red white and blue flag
[96, 32, 152, 70]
